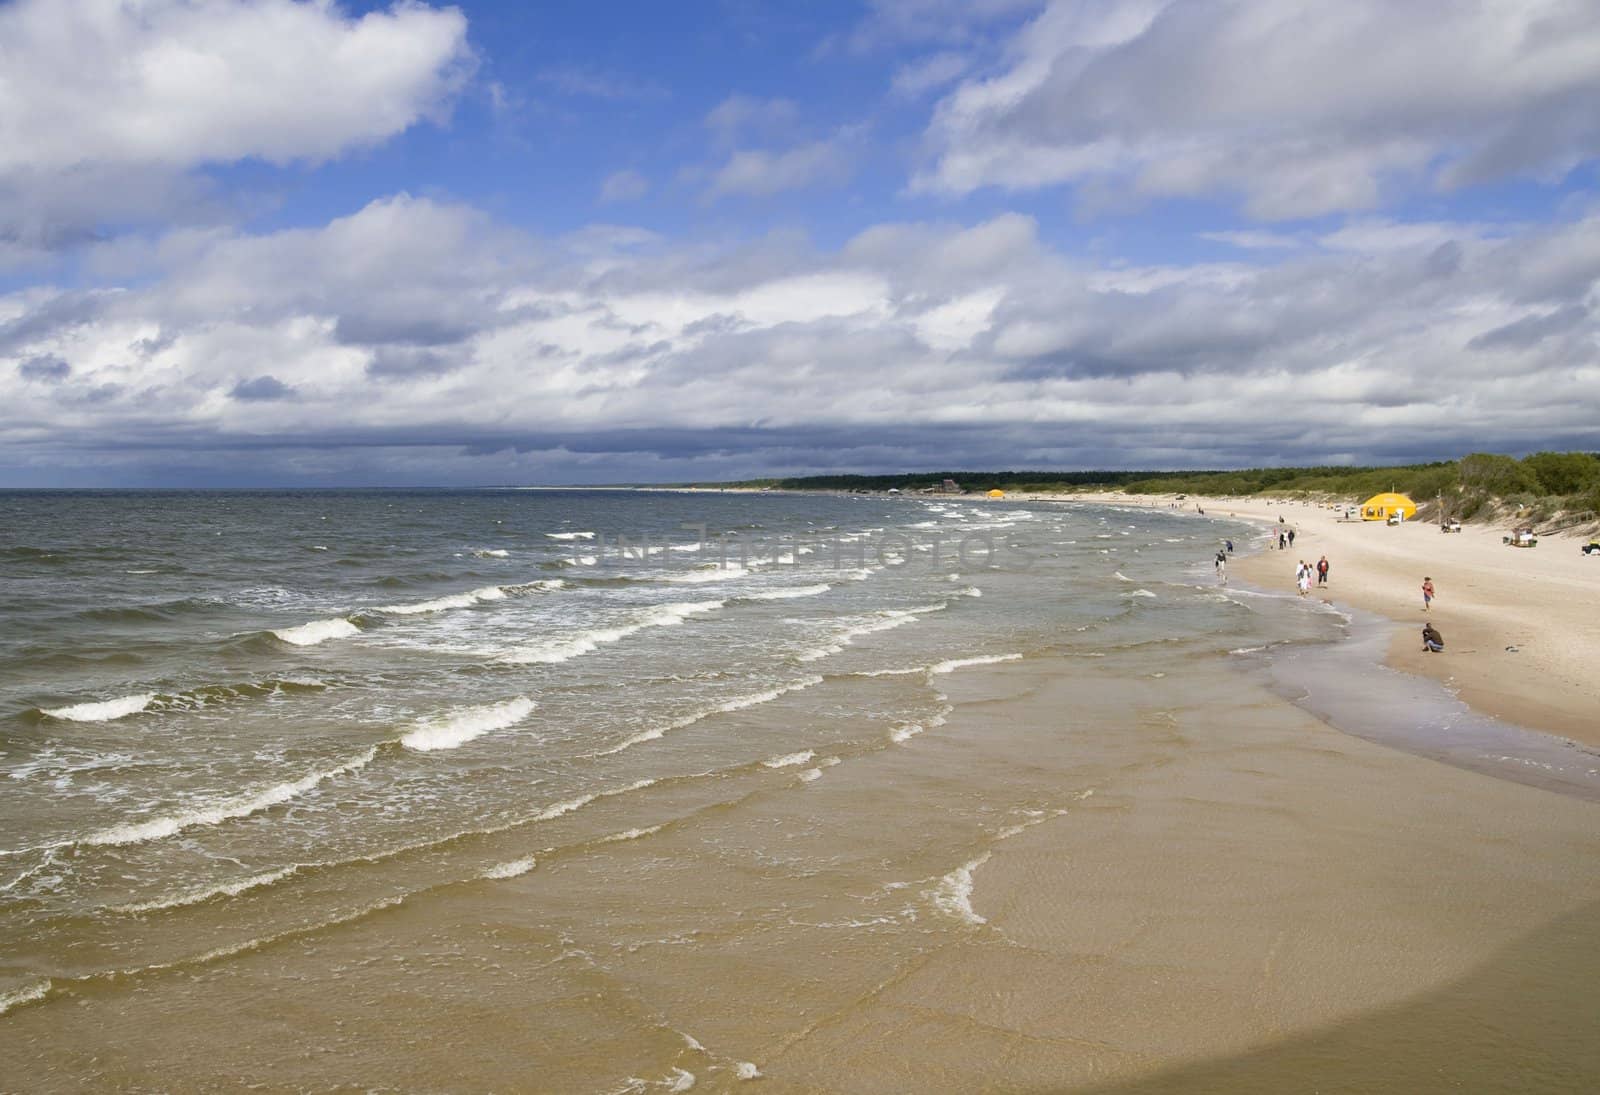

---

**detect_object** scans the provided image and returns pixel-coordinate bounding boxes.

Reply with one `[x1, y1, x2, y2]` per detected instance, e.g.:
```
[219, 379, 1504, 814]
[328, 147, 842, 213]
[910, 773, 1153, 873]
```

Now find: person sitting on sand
[1422, 622, 1444, 653]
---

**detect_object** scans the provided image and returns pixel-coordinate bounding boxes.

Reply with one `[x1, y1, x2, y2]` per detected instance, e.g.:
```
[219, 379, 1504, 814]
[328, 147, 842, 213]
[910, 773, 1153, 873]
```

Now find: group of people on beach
[1276, 527, 1296, 550]
[1292, 555, 1330, 595]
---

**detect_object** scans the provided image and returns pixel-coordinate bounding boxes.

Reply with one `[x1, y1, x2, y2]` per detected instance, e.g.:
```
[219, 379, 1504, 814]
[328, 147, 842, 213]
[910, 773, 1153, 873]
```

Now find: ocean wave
[797, 603, 946, 662]
[111, 866, 302, 914]
[82, 746, 379, 847]
[271, 617, 360, 646]
[545, 531, 595, 541]
[472, 548, 510, 558]
[0, 980, 51, 1016]
[373, 585, 507, 616]
[39, 693, 156, 722]
[762, 750, 815, 768]
[929, 653, 1021, 674]
[501, 600, 724, 665]
[533, 777, 657, 822]
[658, 564, 748, 584]
[596, 676, 825, 756]
[739, 583, 830, 601]
[401, 696, 536, 752]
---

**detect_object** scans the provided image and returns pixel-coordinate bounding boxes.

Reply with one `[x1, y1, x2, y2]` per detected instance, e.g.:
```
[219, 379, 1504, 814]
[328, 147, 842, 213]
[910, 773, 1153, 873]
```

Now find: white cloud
[916, 0, 1600, 218]
[599, 170, 650, 204]
[1200, 231, 1302, 251]
[707, 139, 854, 199]
[4, 197, 1599, 482]
[0, 0, 472, 249]
[891, 52, 970, 98]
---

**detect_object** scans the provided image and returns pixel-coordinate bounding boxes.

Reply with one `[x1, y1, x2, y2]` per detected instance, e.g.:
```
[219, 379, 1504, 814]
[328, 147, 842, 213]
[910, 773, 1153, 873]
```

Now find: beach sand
[1031, 491, 1600, 748]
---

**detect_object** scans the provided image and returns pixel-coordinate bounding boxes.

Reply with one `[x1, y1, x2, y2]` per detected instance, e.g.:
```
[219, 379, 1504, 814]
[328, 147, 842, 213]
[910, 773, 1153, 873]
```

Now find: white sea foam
[112, 866, 301, 913]
[1125, 589, 1157, 599]
[272, 617, 359, 646]
[599, 823, 666, 844]
[930, 653, 1021, 674]
[502, 600, 723, 665]
[40, 693, 156, 722]
[930, 852, 991, 925]
[561, 554, 599, 567]
[735, 1062, 762, 1080]
[743, 583, 830, 600]
[0, 980, 51, 1015]
[402, 696, 535, 752]
[660, 564, 748, 583]
[375, 585, 507, 616]
[473, 548, 510, 558]
[83, 747, 379, 846]
[890, 704, 951, 743]
[762, 750, 815, 768]
[798, 768, 822, 782]
[545, 531, 595, 541]
[1114, 571, 1133, 582]
[484, 856, 537, 879]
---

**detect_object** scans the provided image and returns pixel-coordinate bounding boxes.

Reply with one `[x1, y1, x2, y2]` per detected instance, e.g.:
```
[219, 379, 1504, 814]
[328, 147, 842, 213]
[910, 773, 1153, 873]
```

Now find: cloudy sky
[4, 0, 1599, 486]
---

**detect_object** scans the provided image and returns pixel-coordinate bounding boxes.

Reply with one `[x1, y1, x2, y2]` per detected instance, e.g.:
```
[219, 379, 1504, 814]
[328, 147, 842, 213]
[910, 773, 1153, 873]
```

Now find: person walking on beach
[1287, 528, 1296, 548]
[1215, 549, 1227, 581]
[1422, 576, 1435, 611]
[1278, 530, 1287, 550]
[1225, 539, 1234, 554]
[1296, 561, 1311, 596]
[1316, 555, 1329, 587]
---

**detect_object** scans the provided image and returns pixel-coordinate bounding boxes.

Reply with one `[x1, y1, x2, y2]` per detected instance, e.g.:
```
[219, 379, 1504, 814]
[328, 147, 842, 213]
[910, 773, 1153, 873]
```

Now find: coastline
[1006, 489, 1600, 750]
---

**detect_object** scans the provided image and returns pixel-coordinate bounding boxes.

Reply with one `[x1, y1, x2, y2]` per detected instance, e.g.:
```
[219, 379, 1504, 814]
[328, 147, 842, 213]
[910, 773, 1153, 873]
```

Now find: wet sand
[4, 650, 1597, 1092]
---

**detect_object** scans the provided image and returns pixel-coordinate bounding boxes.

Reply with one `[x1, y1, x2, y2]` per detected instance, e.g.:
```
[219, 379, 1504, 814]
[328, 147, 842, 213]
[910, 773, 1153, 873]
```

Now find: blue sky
[3, 0, 1599, 485]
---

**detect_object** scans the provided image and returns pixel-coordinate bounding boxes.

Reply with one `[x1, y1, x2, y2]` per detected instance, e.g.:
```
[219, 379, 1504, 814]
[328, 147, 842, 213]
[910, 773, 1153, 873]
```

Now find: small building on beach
[1360, 492, 1417, 521]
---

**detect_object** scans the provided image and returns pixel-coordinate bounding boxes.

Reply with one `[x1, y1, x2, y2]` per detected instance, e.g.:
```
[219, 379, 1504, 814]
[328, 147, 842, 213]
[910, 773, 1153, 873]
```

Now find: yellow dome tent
[987, 488, 1005, 499]
[1360, 492, 1416, 521]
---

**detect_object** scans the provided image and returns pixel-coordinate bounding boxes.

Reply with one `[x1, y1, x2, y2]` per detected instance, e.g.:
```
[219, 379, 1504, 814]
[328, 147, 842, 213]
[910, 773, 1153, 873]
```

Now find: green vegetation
[711, 452, 1600, 524]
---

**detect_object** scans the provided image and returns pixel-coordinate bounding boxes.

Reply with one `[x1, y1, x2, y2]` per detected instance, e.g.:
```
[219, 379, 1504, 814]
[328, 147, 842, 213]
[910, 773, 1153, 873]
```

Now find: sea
[1, 489, 1594, 1090]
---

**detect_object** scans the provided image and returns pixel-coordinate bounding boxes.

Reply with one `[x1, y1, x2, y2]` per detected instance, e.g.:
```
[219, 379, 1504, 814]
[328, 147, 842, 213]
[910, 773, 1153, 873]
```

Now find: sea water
[0, 489, 1590, 1090]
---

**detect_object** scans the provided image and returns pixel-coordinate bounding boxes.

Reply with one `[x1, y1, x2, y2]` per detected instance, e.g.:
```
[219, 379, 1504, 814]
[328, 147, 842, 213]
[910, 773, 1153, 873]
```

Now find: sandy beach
[1019, 491, 1600, 749]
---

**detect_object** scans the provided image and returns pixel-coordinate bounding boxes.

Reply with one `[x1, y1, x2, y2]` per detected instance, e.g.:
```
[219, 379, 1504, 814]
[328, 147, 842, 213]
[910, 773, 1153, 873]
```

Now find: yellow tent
[987, 488, 1005, 499]
[1360, 492, 1416, 521]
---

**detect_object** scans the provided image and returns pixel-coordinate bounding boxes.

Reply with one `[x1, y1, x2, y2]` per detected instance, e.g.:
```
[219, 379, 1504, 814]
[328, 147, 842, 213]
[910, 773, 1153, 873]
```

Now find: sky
[3, 0, 1600, 486]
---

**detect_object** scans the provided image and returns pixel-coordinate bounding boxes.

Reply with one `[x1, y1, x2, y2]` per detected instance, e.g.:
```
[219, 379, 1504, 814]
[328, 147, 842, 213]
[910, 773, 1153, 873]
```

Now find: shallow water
[1, 490, 1595, 1091]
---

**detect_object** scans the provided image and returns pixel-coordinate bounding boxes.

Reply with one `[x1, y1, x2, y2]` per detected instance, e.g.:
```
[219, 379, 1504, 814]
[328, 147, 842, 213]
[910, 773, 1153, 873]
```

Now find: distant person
[1278, 530, 1287, 550]
[1296, 561, 1311, 596]
[1422, 622, 1444, 653]
[1225, 539, 1234, 554]
[1215, 549, 1227, 579]
[1287, 528, 1296, 548]
[1316, 555, 1329, 586]
[1422, 576, 1435, 611]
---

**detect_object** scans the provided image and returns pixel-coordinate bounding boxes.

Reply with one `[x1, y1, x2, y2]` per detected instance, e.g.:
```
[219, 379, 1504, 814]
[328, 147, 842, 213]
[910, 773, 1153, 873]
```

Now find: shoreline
[1005, 489, 1600, 752]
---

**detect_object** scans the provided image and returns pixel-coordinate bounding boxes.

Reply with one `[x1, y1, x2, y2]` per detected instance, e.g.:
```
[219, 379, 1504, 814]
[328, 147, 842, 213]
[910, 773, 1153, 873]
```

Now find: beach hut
[987, 488, 1005, 499]
[1360, 492, 1416, 522]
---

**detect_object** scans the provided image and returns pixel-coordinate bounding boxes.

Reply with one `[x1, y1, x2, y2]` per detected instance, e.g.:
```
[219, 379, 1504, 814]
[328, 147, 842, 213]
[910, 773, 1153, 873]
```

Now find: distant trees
[725, 452, 1600, 521]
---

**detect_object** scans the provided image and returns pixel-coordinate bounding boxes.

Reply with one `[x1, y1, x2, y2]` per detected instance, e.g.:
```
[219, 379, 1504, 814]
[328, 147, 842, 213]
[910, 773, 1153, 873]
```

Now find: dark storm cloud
[230, 375, 296, 401]
[17, 354, 70, 381]
[1468, 305, 1589, 351]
